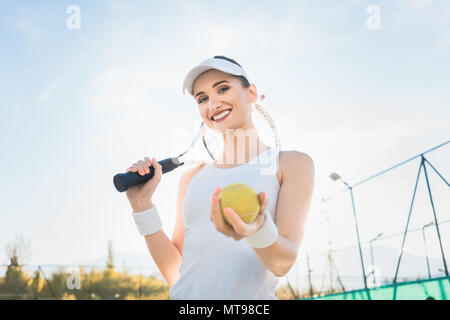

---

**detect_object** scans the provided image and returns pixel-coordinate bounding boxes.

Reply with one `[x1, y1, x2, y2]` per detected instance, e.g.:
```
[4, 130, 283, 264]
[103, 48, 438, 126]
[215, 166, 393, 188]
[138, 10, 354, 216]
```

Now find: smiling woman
[123, 55, 315, 300]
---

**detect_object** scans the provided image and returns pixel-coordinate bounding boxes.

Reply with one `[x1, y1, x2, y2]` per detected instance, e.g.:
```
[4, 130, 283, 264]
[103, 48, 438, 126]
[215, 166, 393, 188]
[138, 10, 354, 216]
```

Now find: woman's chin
[210, 118, 234, 131]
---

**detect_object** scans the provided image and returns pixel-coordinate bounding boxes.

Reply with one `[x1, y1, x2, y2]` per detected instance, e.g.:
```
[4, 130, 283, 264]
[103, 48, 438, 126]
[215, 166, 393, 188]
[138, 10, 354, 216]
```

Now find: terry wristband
[132, 205, 162, 236]
[245, 209, 279, 248]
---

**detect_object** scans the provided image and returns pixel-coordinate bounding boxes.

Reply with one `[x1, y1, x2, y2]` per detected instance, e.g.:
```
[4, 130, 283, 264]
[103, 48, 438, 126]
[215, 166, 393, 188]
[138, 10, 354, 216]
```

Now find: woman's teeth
[212, 109, 231, 121]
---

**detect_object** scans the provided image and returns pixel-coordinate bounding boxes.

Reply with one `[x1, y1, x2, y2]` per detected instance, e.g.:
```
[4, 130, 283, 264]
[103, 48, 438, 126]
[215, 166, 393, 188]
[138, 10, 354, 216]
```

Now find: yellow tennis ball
[218, 183, 260, 224]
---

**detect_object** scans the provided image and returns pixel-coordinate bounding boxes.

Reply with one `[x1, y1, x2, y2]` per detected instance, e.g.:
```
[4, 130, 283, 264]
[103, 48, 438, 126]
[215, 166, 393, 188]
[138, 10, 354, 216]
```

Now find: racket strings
[253, 102, 281, 150]
[202, 127, 224, 161]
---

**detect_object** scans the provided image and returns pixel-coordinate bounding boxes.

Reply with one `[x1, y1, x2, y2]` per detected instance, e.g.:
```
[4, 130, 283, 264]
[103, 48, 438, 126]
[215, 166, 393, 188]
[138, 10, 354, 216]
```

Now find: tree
[0, 235, 32, 297]
[106, 241, 114, 270]
[31, 269, 44, 299]
[5, 235, 31, 267]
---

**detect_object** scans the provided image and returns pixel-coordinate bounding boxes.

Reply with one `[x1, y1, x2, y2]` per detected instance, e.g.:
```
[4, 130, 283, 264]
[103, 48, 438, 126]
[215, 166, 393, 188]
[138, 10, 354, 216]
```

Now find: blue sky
[1, 0, 449, 289]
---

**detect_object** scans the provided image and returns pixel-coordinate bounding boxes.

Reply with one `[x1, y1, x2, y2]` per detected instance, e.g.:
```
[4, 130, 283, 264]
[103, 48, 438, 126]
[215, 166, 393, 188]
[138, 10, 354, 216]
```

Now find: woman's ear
[248, 84, 258, 104]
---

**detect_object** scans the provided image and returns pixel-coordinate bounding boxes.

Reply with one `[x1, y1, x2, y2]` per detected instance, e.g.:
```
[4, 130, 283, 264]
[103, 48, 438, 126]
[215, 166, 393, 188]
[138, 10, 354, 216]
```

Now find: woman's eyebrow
[194, 80, 230, 98]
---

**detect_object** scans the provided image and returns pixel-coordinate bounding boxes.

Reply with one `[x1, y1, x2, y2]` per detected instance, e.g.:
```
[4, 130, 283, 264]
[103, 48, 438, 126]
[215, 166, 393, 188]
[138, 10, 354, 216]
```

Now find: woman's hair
[213, 55, 251, 89]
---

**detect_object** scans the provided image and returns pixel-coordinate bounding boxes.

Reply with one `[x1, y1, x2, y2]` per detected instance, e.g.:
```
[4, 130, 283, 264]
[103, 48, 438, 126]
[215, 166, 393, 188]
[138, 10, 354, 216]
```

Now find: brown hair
[213, 55, 250, 89]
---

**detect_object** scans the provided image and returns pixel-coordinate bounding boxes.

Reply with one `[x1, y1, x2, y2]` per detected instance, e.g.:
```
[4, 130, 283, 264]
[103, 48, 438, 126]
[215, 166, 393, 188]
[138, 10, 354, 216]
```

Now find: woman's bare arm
[252, 151, 315, 276]
[141, 163, 205, 286]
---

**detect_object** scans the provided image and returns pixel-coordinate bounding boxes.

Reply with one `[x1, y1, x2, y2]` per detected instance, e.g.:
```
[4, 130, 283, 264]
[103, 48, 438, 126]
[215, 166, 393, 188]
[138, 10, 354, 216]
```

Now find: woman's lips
[212, 109, 231, 123]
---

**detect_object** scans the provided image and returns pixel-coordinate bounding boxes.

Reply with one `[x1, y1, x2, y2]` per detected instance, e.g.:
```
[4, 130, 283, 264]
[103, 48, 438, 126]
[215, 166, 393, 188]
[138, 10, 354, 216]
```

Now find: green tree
[0, 235, 32, 299]
[106, 241, 114, 270]
[30, 269, 44, 299]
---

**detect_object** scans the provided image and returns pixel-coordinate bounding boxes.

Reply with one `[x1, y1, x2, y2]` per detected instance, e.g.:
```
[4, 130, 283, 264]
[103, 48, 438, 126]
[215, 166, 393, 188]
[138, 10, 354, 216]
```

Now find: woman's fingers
[210, 188, 231, 235]
[258, 192, 266, 205]
[136, 160, 149, 175]
[210, 186, 222, 224]
[225, 208, 248, 235]
[232, 234, 244, 241]
[211, 195, 223, 226]
[151, 157, 162, 182]
[126, 157, 154, 176]
[143, 157, 153, 175]
[258, 192, 268, 214]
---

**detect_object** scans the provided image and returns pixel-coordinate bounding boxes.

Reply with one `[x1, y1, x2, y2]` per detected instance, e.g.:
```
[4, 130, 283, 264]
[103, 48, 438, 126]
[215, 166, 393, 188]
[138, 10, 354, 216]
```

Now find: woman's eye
[197, 87, 228, 104]
[218, 86, 229, 93]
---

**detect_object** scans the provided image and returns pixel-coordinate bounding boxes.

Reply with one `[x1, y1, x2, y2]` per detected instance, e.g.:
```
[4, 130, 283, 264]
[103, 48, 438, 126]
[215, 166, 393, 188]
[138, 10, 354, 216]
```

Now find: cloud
[175, 1, 352, 58]
[15, 18, 42, 45]
[398, 0, 433, 9]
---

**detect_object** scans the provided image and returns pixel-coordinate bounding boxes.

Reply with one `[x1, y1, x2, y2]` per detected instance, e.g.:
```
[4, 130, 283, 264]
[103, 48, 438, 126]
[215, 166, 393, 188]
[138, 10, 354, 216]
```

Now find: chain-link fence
[288, 141, 449, 299]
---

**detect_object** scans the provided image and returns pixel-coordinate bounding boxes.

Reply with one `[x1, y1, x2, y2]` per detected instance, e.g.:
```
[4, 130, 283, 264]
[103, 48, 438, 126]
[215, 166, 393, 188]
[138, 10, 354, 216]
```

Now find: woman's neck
[215, 126, 269, 166]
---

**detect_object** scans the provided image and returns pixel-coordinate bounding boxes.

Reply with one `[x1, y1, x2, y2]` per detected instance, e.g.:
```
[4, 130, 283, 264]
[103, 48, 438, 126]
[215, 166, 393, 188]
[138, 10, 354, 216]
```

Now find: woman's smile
[211, 108, 232, 123]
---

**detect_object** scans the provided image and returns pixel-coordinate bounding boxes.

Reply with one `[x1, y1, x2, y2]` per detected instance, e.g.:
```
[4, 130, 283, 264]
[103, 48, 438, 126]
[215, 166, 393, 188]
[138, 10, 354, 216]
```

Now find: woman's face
[192, 69, 257, 132]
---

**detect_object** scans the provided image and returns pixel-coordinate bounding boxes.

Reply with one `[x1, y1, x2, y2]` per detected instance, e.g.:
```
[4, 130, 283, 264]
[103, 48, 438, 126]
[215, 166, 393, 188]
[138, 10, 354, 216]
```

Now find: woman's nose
[208, 97, 221, 111]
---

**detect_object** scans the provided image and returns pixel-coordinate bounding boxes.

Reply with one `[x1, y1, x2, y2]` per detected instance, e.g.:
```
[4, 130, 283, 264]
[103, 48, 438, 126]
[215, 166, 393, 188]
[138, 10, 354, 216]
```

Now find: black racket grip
[113, 157, 181, 192]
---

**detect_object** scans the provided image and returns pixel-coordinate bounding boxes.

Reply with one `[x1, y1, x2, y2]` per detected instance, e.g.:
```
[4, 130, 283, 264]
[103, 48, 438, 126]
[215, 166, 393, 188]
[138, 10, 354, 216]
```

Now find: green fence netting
[303, 276, 450, 300]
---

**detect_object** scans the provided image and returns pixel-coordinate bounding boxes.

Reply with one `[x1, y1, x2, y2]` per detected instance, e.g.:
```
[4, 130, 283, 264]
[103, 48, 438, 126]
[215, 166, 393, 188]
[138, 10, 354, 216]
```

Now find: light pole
[306, 251, 314, 298]
[422, 221, 434, 279]
[329, 172, 371, 300]
[369, 233, 383, 287]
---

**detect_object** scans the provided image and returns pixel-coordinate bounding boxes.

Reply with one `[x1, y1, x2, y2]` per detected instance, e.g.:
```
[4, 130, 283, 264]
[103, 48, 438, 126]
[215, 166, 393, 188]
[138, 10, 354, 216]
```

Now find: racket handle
[113, 157, 181, 192]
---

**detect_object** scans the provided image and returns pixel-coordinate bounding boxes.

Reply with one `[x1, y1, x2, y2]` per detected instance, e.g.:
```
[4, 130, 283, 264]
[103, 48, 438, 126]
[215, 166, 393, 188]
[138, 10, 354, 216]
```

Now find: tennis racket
[113, 94, 280, 192]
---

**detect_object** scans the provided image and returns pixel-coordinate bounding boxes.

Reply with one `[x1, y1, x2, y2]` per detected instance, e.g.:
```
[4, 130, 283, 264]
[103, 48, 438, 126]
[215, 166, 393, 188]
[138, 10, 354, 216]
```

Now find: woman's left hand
[210, 186, 268, 241]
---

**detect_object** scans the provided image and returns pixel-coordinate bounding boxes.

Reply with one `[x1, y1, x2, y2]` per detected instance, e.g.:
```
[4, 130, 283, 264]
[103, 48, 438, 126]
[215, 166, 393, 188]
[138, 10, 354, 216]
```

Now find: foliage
[5, 235, 31, 267]
[0, 237, 170, 300]
[0, 266, 169, 300]
[275, 282, 322, 300]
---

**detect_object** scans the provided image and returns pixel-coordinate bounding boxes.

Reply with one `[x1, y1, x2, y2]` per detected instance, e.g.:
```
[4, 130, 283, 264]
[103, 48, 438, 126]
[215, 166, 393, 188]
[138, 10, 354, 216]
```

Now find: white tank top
[169, 148, 281, 300]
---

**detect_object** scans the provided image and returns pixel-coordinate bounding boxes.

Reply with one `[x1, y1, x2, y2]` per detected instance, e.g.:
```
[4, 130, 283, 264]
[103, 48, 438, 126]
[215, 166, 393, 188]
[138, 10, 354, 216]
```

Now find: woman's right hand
[125, 157, 162, 213]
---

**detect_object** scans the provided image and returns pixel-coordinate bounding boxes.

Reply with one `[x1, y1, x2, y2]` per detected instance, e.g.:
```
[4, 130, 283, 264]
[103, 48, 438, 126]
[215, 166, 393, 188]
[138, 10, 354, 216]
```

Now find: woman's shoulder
[279, 150, 313, 163]
[278, 150, 314, 184]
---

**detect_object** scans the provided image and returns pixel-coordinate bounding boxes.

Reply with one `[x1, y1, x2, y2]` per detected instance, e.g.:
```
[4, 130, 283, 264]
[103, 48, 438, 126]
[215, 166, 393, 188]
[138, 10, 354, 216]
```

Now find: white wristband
[245, 209, 279, 248]
[132, 205, 162, 236]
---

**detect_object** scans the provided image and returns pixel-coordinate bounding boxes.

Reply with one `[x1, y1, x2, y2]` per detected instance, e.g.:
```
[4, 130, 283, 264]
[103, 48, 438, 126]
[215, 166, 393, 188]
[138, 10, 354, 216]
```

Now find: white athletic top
[169, 148, 281, 300]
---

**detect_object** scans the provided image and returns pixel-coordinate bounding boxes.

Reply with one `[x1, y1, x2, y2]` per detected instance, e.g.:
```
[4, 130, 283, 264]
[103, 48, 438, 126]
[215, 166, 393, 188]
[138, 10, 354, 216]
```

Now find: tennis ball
[218, 183, 260, 224]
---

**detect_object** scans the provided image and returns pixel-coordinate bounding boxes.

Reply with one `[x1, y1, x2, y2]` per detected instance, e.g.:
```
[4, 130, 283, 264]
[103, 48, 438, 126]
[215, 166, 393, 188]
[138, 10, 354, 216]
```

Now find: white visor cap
[182, 56, 250, 96]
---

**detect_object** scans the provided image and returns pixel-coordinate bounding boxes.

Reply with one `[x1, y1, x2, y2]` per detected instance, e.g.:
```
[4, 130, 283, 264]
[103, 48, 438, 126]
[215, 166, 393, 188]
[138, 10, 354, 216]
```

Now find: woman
[125, 56, 315, 299]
